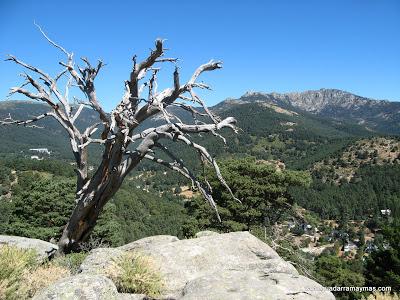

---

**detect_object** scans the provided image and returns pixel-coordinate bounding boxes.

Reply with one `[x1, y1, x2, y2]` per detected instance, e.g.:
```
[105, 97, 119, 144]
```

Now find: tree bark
[58, 199, 105, 253]
[58, 137, 145, 253]
[58, 178, 121, 253]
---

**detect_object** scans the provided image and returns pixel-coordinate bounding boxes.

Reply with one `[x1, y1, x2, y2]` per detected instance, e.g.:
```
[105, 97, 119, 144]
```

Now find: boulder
[181, 270, 333, 300]
[79, 235, 180, 275]
[194, 231, 219, 238]
[138, 231, 300, 298]
[117, 294, 147, 300]
[117, 235, 179, 251]
[141, 231, 333, 299]
[32, 274, 119, 300]
[0, 235, 58, 262]
[79, 247, 124, 275]
[69, 232, 335, 299]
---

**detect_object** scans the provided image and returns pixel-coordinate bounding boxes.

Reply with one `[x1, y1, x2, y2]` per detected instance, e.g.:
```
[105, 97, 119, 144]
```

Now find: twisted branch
[3, 27, 239, 222]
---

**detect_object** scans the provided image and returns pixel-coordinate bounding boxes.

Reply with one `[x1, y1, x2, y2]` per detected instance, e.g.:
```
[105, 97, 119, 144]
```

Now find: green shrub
[52, 252, 89, 274]
[106, 252, 164, 297]
[300, 237, 311, 248]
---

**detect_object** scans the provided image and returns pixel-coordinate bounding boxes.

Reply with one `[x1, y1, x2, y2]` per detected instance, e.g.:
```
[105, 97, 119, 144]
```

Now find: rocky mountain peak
[238, 88, 387, 113]
[216, 88, 400, 135]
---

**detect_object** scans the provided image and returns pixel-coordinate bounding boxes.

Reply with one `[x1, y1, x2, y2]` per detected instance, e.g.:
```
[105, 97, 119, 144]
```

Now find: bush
[106, 252, 164, 297]
[0, 245, 37, 300]
[0, 186, 7, 196]
[292, 224, 305, 236]
[52, 252, 88, 274]
[300, 237, 311, 248]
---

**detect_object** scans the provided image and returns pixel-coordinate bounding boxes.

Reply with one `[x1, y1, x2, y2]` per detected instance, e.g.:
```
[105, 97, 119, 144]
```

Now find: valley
[1, 88, 400, 298]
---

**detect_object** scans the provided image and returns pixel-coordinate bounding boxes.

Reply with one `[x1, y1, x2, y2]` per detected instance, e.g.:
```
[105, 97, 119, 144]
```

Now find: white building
[344, 241, 358, 252]
[29, 148, 51, 155]
[30, 155, 43, 160]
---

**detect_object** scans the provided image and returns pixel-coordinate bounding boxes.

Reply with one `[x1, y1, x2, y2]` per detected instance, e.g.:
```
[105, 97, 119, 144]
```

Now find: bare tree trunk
[58, 195, 108, 253]
[58, 173, 124, 253]
[58, 137, 144, 253]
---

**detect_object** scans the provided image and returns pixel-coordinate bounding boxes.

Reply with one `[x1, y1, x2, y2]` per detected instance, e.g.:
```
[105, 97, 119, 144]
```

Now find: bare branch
[127, 39, 165, 107]
[0, 112, 51, 127]
[129, 117, 237, 143]
[135, 39, 164, 76]
[71, 104, 84, 124]
[34, 21, 70, 57]
[56, 47, 108, 128]
[176, 135, 240, 203]
[155, 143, 221, 220]
[83, 122, 101, 138]
[55, 68, 68, 82]
[188, 60, 222, 85]
[188, 88, 219, 124]
[8, 86, 43, 101]
[143, 154, 192, 181]
[6, 55, 53, 85]
[171, 102, 208, 117]
[79, 138, 107, 149]
[155, 57, 178, 63]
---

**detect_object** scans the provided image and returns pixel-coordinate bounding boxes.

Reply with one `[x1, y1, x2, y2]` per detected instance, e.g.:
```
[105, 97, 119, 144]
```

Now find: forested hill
[1, 88, 399, 163]
[0, 95, 382, 167]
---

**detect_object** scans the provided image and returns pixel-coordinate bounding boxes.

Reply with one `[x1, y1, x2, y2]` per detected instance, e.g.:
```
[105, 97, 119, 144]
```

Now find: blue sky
[0, 0, 399, 110]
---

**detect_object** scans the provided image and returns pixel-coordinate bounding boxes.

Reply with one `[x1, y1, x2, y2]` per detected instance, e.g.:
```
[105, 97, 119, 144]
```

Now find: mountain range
[217, 88, 400, 135]
[0, 88, 399, 169]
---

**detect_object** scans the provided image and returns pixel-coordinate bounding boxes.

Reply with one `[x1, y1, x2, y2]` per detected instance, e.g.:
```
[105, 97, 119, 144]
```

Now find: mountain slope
[0, 101, 100, 160]
[219, 89, 400, 135]
[0, 89, 392, 170]
[213, 101, 372, 169]
[311, 137, 400, 183]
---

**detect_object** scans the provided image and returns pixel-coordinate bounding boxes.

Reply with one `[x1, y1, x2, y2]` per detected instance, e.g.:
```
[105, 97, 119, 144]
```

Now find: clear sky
[0, 0, 399, 111]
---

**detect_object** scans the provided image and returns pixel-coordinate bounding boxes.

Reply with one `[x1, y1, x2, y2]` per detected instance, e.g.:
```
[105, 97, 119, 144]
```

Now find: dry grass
[106, 252, 164, 297]
[0, 246, 77, 299]
[20, 264, 70, 298]
[0, 245, 37, 300]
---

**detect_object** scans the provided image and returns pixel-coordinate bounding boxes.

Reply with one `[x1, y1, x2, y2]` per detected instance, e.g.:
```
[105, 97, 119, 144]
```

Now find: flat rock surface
[73, 231, 335, 300]
[0, 235, 58, 262]
[32, 274, 119, 300]
[117, 235, 179, 252]
[137, 231, 333, 299]
[194, 230, 219, 238]
[181, 270, 333, 300]
[79, 247, 124, 275]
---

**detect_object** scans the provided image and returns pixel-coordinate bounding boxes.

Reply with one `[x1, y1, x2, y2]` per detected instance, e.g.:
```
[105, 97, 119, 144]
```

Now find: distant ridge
[1, 89, 399, 166]
[217, 88, 400, 135]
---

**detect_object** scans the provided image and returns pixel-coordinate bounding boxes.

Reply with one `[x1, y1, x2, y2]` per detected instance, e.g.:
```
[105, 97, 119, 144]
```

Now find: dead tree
[1, 27, 238, 253]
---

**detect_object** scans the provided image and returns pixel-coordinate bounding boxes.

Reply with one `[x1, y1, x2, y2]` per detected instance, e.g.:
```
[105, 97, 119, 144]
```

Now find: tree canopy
[183, 157, 311, 236]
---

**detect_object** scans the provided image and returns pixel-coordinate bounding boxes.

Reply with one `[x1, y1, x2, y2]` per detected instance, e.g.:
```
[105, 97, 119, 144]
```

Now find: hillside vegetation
[313, 137, 400, 184]
[1, 90, 400, 298]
